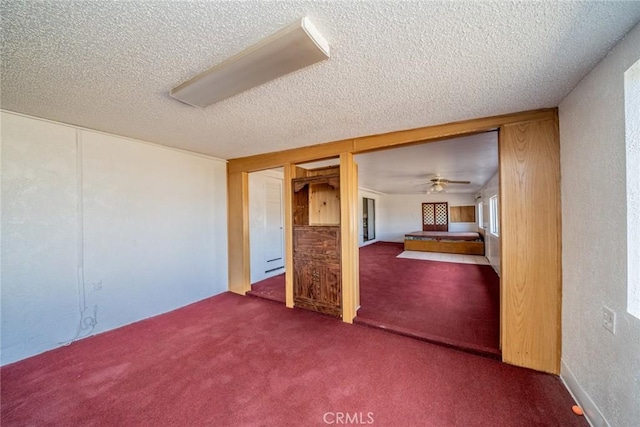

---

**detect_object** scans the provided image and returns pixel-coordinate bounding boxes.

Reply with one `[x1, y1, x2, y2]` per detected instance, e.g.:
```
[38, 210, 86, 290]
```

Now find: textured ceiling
[356, 132, 498, 194]
[2, 1, 640, 160]
[299, 132, 497, 194]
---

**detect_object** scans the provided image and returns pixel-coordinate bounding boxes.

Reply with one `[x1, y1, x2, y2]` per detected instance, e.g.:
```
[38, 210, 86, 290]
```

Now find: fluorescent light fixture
[170, 17, 330, 108]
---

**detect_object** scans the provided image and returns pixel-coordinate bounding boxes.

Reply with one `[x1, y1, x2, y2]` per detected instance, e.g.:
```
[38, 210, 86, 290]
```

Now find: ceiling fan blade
[446, 180, 471, 184]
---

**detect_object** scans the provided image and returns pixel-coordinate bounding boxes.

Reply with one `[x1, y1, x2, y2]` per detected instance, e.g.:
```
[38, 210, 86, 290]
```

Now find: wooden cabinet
[450, 205, 476, 223]
[293, 227, 341, 316]
[292, 169, 342, 317]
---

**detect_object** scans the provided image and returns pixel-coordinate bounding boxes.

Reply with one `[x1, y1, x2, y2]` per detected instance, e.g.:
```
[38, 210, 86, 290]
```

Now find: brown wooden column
[340, 153, 359, 323]
[499, 115, 561, 374]
[227, 169, 250, 295]
[283, 163, 295, 308]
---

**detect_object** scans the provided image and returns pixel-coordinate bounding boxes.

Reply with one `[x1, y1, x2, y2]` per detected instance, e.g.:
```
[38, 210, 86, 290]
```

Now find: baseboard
[491, 264, 500, 277]
[560, 360, 609, 427]
[359, 239, 379, 247]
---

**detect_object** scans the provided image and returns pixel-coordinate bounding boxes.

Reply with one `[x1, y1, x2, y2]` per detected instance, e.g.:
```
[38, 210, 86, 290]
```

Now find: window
[489, 195, 499, 236]
[625, 58, 640, 319]
[477, 201, 484, 229]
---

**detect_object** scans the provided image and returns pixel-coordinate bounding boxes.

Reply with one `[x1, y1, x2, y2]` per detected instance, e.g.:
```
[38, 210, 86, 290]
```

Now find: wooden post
[227, 169, 251, 295]
[283, 163, 295, 308]
[499, 116, 561, 374]
[340, 153, 359, 323]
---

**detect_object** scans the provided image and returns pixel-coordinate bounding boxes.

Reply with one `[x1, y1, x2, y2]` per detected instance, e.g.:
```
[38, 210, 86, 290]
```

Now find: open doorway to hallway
[246, 168, 286, 304]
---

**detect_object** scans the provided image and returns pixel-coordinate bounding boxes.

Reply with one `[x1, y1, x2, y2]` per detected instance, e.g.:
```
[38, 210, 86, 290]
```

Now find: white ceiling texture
[2, 1, 639, 193]
[356, 132, 498, 195]
[300, 132, 497, 194]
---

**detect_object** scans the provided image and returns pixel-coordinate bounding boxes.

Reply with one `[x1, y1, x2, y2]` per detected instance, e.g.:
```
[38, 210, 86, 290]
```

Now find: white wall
[2, 112, 79, 364]
[377, 193, 476, 242]
[559, 23, 640, 427]
[358, 189, 381, 247]
[249, 170, 284, 283]
[478, 172, 500, 275]
[1, 111, 228, 365]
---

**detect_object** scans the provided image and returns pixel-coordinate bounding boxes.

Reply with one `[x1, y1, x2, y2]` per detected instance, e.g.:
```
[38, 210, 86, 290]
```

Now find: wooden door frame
[227, 108, 561, 374]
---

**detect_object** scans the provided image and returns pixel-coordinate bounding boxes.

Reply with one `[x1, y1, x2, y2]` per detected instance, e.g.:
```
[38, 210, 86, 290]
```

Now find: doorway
[227, 109, 562, 374]
[354, 131, 501, 357]
[264, 179, 284, 274]
[247, 169, 286, 303]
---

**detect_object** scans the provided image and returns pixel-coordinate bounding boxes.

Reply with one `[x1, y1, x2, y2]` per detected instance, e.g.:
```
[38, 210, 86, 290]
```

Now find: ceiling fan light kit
[170, 17, 330, 108]
[425, 176, 472, 193]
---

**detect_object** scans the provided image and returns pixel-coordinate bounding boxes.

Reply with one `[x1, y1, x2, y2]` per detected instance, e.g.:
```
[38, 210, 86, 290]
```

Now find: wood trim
[283, 163, 295, 308]
[227, 107, 563, 374]
[498, 130, 504, 353]
[227, 170, 250, 295]
[229, 140, 353, 174]
[499, 116, 561, 374]
[340, 153, 359, 323]
[354, 162, 360, 311]
[228, 108, 556, 173]
[353, 109, 555, 153]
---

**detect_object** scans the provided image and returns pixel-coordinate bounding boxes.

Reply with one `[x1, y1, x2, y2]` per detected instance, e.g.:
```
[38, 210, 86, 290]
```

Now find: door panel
[293, 256, 341, 317]
[265, 179, 284, 272]
[422, 202, 448, 231]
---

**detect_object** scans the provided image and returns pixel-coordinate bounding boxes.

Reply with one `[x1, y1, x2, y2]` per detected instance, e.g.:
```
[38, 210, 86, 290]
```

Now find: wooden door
[422, 202, 448, 231]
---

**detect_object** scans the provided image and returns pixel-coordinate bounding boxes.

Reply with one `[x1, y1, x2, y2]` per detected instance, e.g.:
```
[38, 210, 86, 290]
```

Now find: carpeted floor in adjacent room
[249, 242, 501, 357]
[355, 242, 500, 357]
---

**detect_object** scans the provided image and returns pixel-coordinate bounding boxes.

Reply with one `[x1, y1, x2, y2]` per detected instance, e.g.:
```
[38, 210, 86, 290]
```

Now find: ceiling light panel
[170, 17, 330, 108]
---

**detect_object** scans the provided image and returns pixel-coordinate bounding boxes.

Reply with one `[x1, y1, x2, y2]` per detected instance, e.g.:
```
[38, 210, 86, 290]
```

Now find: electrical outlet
[92, 280, 103, 291]
[603, 306, 616, 334]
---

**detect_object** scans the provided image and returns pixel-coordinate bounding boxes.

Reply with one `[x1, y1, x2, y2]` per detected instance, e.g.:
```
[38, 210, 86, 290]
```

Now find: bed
[403, 231, 485, 255]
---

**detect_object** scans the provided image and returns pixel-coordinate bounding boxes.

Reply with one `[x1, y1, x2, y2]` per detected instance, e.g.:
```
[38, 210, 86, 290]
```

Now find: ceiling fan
[425, 176, 471, 193]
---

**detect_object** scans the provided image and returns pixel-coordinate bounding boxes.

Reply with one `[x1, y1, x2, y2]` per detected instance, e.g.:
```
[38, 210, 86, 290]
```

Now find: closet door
[422, 202, 448, 231]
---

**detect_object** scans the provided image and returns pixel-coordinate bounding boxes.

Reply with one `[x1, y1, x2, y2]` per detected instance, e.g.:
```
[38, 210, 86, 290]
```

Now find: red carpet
[247, 273, 285, 303]
[250, 242, 500, 357]
[1, 293, 585, 426]
[356, 242, 501, 358]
